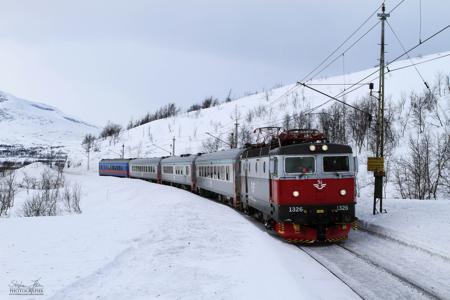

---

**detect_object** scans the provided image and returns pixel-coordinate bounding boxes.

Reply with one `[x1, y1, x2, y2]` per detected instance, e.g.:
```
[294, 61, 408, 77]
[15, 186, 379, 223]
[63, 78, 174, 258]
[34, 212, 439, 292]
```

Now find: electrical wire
[306, 21, 381, 83]
[299, 2, 384, 83]
[387, 20, 429, 89]
[419, 0, 422, 43]
[334, 24, 450, 100]
[388, 0, 407, 14]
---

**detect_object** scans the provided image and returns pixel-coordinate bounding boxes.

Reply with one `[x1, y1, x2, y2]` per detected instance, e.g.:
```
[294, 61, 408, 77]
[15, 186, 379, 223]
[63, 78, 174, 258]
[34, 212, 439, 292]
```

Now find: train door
[269, 156, 278, 203]
[244, 159, 249, 197]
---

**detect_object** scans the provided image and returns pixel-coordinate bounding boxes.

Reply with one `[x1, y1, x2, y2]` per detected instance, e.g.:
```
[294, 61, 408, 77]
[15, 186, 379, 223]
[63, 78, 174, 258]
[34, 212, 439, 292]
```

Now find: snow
[0, 90, 98, 163]
[357, 197, 450, 260]
[1, 51, 450, 299]
[90, 51, 450, 200]
[11, 162, 56, 183]
[0, 168, 358, 299]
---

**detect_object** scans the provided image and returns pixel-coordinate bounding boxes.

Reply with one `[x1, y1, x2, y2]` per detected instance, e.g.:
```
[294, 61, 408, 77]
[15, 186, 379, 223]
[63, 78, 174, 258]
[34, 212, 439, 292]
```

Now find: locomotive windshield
[323, 156, 350, 172]
[285, 157, 315, 174]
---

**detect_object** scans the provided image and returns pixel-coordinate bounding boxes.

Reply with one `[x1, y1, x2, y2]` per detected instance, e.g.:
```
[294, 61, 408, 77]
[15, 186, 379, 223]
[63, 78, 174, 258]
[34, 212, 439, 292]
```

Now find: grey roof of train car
[269, 143, 352, 155]
[196, 148, 245, 163]
[99, 159, 131, 163]
[161, 154, 199, 164]
[130, 157, 163, 165]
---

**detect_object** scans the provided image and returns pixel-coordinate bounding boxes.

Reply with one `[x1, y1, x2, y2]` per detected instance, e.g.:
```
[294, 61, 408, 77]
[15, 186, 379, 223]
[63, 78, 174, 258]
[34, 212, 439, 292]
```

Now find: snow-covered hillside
[0, 91, 99, 162]
[96, 52, 449, 156]
[93, 51, 450, 199]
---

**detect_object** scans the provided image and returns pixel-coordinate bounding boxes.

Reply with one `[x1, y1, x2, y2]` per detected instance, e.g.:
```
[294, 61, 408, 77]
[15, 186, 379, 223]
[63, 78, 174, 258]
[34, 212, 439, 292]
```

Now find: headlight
[309, 145, 316, 151]
[322, 145, 328, 151]
[292, 191, 300, 197]
[340, 189, 347, 196]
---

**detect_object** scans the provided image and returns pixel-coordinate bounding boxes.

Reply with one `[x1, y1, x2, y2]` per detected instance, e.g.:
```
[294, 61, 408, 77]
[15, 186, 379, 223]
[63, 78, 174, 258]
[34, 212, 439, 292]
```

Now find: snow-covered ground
[0, 167, 358, 300]
[1, 51, 449, 299]
[2, 163, 450, 299]
[357, 197, 450, 260]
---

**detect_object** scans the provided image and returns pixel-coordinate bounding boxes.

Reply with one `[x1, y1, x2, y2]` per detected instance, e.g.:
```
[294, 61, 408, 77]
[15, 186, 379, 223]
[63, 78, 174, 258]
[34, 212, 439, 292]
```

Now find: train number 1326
[288, 206, 304, 213]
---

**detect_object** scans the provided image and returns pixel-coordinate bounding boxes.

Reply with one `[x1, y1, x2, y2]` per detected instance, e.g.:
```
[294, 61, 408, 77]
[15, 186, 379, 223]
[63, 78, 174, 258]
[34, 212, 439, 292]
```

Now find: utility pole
[172, 136, 176, 156]
[373, 3, 389, 215]
[234, 106, 239, 149]
[121, 144, 125, 159]
[230, 132, 234, 149]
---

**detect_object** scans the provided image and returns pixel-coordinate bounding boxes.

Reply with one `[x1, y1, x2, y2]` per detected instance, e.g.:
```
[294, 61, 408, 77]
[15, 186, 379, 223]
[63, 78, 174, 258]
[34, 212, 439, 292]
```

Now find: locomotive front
[268, 131, 357, 242]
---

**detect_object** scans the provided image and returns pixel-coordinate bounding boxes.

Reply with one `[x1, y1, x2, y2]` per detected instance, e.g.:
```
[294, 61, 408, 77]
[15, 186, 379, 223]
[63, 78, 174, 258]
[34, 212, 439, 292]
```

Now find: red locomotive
[240, 128, 357, 242]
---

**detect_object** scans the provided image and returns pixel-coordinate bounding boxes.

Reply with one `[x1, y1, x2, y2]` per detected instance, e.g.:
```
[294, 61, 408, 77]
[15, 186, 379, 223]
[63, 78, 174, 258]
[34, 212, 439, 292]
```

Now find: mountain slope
[0, 91, 99, 164]
[92, 51, 450, 199]
[95, 51, 450, 157]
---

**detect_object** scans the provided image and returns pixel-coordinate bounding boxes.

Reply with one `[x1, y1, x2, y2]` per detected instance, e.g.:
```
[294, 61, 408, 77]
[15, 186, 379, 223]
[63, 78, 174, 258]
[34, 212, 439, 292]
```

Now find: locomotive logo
[313, 179, 327, 190]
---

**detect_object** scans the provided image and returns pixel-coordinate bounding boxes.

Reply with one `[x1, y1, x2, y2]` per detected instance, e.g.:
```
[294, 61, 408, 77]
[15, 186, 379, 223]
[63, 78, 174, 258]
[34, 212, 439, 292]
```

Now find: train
[99, 128, 358, 243]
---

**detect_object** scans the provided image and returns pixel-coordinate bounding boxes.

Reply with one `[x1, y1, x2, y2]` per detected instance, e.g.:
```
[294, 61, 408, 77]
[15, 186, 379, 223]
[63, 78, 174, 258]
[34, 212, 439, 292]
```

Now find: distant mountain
[0, 91, 99, 164]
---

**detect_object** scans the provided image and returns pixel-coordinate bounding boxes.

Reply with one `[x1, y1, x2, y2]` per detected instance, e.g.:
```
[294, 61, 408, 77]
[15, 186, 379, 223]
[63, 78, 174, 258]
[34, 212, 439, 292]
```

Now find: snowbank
[0, 170, 358, 299]
[357, 197, 450, 260]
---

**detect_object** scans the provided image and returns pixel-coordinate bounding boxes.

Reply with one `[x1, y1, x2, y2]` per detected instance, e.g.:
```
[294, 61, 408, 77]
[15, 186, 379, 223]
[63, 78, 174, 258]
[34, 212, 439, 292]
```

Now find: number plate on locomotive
[289, 206, 304, 213]
[336, 205, 349, 211]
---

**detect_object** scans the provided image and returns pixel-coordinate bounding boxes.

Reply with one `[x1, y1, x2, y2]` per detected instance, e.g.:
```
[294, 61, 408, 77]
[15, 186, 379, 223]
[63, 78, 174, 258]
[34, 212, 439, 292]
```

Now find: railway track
[299, 230, 450, 299]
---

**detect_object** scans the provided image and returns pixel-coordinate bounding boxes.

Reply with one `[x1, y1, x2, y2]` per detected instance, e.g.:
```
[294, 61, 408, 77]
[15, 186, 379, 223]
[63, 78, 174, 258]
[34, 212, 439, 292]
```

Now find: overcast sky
[0, 0, 448, 126]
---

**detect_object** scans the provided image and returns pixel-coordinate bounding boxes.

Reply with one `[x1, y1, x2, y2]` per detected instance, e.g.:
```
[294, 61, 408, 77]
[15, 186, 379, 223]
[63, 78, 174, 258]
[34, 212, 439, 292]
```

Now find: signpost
[367, 157, 384, 172]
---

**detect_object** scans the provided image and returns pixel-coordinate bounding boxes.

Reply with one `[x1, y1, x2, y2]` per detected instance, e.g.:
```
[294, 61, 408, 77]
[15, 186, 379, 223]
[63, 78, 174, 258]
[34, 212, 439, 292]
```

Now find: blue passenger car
[99, 159, 131, 177]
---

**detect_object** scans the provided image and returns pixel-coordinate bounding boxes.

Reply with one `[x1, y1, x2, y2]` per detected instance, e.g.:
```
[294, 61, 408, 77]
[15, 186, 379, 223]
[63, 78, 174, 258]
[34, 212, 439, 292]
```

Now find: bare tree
[0, 171, 16, 216]
[394, 131, 450, 199]
[82, 135, 96, 161]
[347, 96, 376, 153]
[202, 136, 222, 153]
[62, 184, 82, 214]
[319, 104, 347, 144]
[239, 124, 253, 148]
[71, 184, 82, 214]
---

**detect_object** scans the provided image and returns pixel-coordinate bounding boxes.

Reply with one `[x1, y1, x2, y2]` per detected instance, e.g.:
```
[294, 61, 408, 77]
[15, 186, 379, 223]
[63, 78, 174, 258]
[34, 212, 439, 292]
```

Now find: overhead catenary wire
[388, 0, 407, 14]
[334, 24, 450, 100]
[305, 21, 381, 83]
[386, 19, 430, 89]
[299, 2, 384, 83]
[419, 0, 422, 43]
[266, 3, 385, 109]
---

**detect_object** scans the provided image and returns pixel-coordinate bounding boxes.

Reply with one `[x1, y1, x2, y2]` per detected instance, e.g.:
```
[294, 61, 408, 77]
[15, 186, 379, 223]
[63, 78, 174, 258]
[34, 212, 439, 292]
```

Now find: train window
[226, 166, 230, 181]
[285, 157, 315, 174]
[323, 156, 349, 172]
[255, 162, 258, 173]
[163, 166, 173, 174]
[263, 161, 266, 173]
[186, 166, 189, 176]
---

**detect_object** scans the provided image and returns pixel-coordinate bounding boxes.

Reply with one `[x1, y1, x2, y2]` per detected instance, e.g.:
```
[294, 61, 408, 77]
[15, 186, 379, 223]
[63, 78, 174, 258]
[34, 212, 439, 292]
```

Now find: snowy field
[0, 167, 358, 300]
[2, 164, 450, 299]
[358, 197, 450, 260]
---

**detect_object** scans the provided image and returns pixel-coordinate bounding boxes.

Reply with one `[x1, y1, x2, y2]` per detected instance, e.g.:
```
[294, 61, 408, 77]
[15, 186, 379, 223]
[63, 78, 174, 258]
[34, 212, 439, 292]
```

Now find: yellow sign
[367, 157, 384, 172]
